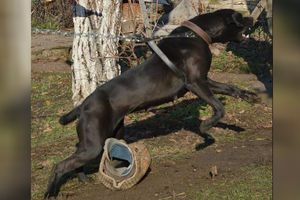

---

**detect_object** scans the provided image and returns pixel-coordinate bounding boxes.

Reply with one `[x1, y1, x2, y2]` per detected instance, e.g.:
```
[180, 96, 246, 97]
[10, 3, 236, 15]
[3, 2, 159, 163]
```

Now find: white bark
[72, 0, 122, 106]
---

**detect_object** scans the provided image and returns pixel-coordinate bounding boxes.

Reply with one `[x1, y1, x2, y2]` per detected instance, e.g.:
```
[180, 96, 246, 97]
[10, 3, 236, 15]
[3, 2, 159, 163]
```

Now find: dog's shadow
[123, 97, 244, 148]
[55, 96, 245, 193]
[86, 97, 244, 171]
[226, 16, 273, 98]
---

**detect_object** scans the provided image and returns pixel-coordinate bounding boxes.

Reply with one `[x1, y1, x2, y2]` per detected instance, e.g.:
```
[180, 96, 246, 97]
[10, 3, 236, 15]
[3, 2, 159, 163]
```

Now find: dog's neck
[182, 20, 212, 45]
[188, 14, 224, 44]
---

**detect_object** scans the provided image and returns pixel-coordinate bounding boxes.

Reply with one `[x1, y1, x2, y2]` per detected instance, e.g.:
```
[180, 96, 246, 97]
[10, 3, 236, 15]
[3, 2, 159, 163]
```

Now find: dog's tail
[59, 106, 81, 125]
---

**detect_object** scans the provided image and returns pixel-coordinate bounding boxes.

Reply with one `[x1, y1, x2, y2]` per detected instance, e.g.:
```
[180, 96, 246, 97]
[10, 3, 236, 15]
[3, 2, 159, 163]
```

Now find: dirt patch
[208, 72, 272, 105]
[32, 34, 73, 52]
[32, 33, 73, 73]
[32, 61, 71, 73]
[58, 129, 271, 200]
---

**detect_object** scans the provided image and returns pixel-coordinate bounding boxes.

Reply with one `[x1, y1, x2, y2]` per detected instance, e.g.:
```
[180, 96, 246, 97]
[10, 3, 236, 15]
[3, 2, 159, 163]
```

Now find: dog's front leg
[207, 78, 260, 103]
[186, 79, 224, 133]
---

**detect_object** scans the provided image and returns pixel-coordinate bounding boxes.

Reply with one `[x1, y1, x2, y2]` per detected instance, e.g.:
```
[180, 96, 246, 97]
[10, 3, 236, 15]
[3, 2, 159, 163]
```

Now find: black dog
[45, 9, 258, 198]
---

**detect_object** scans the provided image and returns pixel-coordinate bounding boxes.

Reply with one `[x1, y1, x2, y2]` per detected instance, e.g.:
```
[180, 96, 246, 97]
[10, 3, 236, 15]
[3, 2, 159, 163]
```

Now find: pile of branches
[31, 0, 73, 29]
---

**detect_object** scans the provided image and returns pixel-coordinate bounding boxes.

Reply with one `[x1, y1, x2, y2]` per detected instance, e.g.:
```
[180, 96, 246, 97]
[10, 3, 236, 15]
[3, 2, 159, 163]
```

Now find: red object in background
[70, 0, 75, 3]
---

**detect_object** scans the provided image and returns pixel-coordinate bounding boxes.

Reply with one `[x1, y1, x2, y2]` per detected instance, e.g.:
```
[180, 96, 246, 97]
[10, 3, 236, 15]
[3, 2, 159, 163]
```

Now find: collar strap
[181, 20, 212, 45]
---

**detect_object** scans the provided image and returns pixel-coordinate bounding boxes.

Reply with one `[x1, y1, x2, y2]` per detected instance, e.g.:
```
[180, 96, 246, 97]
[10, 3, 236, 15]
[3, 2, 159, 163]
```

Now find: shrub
[31, 0, 73, 29]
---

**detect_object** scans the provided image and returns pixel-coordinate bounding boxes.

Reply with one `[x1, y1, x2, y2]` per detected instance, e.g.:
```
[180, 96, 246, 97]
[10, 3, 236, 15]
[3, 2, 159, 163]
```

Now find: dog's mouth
[242, 33, 249, 40]
[239, 17, 253, 42]
[235, 32, 248, 43]
[237, 28, 250, 43]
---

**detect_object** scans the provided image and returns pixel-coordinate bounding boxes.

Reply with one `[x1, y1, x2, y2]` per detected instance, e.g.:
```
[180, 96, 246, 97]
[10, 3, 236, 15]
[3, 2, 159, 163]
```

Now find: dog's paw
[78, 173, 93, 183]
[44, 179, 59, 199]
[239, 90, 261, 104]
[44, 186, 58, 199]
[44, 169, 59, 199]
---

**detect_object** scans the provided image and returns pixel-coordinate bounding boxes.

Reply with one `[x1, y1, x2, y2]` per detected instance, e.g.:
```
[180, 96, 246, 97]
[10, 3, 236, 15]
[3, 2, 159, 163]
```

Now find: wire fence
[32, 0, 271, 69]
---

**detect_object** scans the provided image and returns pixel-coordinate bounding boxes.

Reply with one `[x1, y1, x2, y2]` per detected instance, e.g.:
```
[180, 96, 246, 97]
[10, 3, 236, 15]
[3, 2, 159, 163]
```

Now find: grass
[169, 103, 211, 119]
[31, 72, 75, 147]
[31, 72, 77, 199]
[188, 165, 272, 200]
[32, 18, 58, 30]
[209, 0, 219, 5]
[211, 49, 272, 75]
[211, 51, 250, 74]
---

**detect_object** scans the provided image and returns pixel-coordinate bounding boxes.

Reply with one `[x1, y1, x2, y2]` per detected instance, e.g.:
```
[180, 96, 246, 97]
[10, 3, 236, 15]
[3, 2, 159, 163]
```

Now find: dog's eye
[231, 12, 244, 28]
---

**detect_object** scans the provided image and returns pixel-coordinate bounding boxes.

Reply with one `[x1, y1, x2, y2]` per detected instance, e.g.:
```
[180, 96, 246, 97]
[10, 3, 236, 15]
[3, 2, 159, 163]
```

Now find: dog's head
[206, 9, 253, 43]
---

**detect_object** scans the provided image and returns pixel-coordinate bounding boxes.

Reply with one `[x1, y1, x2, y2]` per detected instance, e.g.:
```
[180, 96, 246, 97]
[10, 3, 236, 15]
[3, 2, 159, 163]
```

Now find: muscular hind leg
[45, 114, 111, 198]
[74, 119, 124, 183]
[44, 144, 102, 198]
[114, 118, 124, 139]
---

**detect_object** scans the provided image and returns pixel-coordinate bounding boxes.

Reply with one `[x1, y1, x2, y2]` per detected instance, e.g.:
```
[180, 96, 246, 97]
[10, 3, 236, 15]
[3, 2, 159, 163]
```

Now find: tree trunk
[72, 0, 122, 106]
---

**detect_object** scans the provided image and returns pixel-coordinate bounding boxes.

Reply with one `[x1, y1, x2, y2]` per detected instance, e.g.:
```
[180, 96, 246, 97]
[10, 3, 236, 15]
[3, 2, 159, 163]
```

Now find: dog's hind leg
[186, 79, 224, 133]
[207, 78, 260, 103]
[76, 167, 93, 182]
[44, 117, 108, 198]
[72, 120, 124, 183]
[44, 146, 102, 198]
[114, 118, 125, 139]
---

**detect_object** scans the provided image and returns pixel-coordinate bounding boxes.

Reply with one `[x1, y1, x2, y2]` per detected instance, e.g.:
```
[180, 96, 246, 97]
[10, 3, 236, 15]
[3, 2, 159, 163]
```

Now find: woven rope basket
[98, 139, 151, 190]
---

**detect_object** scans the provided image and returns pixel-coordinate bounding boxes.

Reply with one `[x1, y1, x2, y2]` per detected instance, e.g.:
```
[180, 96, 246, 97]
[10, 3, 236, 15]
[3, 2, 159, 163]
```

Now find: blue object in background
[152, 0, 169, 5]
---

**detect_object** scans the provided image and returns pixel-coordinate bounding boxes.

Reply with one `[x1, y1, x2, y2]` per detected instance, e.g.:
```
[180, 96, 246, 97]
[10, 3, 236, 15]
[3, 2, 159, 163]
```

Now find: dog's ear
[227, 12, 244, 27]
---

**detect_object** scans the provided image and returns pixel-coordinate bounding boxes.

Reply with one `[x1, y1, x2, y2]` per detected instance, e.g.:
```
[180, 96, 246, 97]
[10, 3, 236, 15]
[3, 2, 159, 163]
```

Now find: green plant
[189, 165, 272, 200]
[31, 0, 73, 29]
[211, 52, 250, 73]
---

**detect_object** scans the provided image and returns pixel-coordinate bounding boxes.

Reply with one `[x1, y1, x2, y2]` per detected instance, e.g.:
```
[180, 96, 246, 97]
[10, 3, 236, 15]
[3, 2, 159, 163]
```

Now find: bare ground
[67, 129, 271, 200]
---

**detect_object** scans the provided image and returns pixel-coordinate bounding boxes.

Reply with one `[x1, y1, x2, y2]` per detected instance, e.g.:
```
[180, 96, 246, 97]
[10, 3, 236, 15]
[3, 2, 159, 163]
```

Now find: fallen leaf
[169, 138, 177, 143]
[227, 113, 233, 120]
[44, 126, 52, 132]
[36, 160, 51, 169]
[62, 191, 75, 197]
[216, 149, 222, 153]
[45, 100, 51, 106]
[210, 165, 218, 180]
